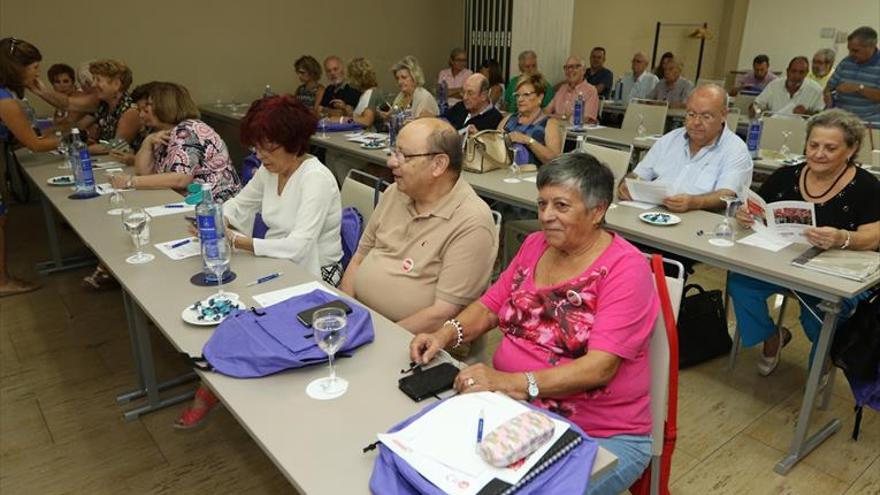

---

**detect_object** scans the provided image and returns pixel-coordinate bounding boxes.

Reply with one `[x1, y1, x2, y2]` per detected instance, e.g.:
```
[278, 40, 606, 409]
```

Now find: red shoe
[173, 386, 220, 430]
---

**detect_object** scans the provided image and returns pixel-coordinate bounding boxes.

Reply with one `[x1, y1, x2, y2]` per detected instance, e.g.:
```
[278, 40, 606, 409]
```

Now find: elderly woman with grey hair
[410, 153, 660, 495]
[378, 55, 439, 121]
[728, 109, 880, 377]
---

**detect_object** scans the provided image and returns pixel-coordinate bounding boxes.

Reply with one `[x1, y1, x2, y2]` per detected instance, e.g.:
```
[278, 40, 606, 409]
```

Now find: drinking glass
[504, 146, 522, 183]
[779, 130, 792, 159]
[318, 117, 329, 139]
[105, 170, 126, 215]
[122, 207, 155, 263]
[306, 307, 349, 400]
[56, 133, 70, 170]
[710, 195, 739, 247]
[202, 238, 231, 301]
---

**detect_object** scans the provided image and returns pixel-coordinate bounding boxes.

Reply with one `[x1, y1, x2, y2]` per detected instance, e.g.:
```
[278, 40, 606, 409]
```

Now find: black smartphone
[379, 102, 391, 112]
[296, 300, 353, 327]
[398, 362, 459, 402]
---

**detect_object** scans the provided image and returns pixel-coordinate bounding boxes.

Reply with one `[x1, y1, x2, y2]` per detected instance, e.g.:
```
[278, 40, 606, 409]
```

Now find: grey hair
[848, 26, 878, 45]
[449, 47, 467, 60]
[814, 48, 836, 65]
[429, 126, 464, 173]
[391, 55, 426, 87]
[518, 50, 537, 62]
[806, 109, 865, 163]
[687, 83, 730, 109]
[536, 153, 613, 211]
[566, 55, 586, 66]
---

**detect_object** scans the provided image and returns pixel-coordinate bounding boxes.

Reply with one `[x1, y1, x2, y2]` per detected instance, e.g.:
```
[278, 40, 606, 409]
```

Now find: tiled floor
[1, 200, 877, 494]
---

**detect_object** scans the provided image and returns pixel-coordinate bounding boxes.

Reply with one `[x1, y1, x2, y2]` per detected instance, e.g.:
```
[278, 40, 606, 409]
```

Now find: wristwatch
[524, 372, 539, 400]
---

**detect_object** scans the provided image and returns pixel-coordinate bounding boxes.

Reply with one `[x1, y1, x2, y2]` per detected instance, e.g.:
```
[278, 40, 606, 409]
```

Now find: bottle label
[573, 101, 584, 127]
[746, 122, 761, 153]
[78, 149, 95, 187]
[197, 214, 220, 257]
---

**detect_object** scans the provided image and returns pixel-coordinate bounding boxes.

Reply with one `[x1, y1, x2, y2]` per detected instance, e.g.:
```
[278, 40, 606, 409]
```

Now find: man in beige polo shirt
[340, 118, 497, 334]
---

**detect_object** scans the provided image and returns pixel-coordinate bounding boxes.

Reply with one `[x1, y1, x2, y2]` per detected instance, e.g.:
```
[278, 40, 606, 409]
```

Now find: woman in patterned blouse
[110, 82, 241, 202]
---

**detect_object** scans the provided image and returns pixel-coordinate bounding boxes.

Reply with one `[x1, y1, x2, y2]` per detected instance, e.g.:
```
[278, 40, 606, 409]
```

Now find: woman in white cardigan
[222, 95, 343, 285]
[175, 96, 342, 430]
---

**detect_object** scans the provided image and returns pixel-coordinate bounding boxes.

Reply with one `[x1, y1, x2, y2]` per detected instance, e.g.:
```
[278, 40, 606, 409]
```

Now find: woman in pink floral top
[410, 154, 659, 495]
[111, 82, 240, 201]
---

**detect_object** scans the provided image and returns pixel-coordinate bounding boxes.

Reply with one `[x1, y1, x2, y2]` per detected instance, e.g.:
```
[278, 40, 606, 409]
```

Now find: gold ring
[465, 377, 476, 387]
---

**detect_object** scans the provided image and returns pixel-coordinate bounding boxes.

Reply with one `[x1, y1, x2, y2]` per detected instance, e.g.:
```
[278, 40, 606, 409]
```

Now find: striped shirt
[827, 49, 880, 124]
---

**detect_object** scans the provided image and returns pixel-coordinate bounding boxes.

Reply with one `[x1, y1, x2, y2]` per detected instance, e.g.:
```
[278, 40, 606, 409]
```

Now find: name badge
[566, 290, 582, 307]
[402, 258, 415, 273]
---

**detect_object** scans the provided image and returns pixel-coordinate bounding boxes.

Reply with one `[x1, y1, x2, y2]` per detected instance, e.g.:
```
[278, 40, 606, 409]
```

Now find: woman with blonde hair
[378, 55, 439, 121]
[344, 57, 383, 129]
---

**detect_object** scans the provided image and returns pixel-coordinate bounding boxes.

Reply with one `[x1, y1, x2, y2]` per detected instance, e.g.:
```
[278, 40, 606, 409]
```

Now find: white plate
[47, 175, 74, 186]
[181, 293, 245, 326]
[638, 211, 682, 226]
[360, 141, 386, 150]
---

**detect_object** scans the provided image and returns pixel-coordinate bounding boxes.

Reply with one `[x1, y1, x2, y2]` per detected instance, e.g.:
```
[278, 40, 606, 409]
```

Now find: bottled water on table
[746, 109, 763, 159]
[572, 92, 585, 128]
[195, 184, 226, 281]
[70, 128, 97, 198]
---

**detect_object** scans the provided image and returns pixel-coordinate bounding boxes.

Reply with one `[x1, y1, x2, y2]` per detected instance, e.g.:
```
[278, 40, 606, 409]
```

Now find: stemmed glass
[504, 144, 522, 183]
[306, 307, 350, 400]
[122, 207, 155, 264]
[637, 113, 647, 137]
[779, 130, 792, 159]
[202, 238, 231, 301]
[105, 169, 126, 215]
[710, 195, 739, 247]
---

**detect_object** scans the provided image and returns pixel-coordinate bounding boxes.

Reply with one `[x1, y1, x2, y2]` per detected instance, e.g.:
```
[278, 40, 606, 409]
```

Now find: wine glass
[122, 207, 155, 264]
[306, 307, 349, 400]
[202, 238, 231, 301]
[318, 117, 329, 139]
[56, 132, 70, 169]
[105, 170, 126, 215]
[637, 113, 647, 137]
[779, 130, 792, 159]
[710, 195, 739, 247]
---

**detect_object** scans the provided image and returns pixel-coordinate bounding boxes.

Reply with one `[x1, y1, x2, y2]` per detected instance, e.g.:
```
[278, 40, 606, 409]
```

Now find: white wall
[511, 0, 575, 84]
[737, 0, 879, 70]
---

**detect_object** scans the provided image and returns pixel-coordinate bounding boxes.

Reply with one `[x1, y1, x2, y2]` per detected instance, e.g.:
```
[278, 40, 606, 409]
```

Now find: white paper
[92, 160, 126, 169]
[625, 178, 669, 205]
[737, 232, 791, 252]
[144, 202, 195, 217]
[154, 236, 201, 260]
[522, 175, 537, 183]
[377, 392, 569, 495]
[745, 190, 814, 244]
[251, 281, 335, 307]
[617, 200, 656, 210]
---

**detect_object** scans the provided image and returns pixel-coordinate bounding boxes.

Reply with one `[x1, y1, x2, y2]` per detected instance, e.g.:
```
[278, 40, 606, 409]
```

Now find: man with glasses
[618, 52, 659, 102]
[339, 118, 497, 334]
[441, 73, 502, 134]
[545, 55, 599, 124]
[503, 50, 554, 111]
[619, 84, 753, 212]
[808, 48, 836, 89]
[437, 48, 473, 108]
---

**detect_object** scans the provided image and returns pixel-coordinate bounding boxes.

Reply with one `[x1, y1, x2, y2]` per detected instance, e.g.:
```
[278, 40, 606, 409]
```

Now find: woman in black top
[728, 109, 880, 376]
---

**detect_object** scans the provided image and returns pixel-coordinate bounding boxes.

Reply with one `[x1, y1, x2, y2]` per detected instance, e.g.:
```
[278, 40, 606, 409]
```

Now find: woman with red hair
[175, 95, 343, 429]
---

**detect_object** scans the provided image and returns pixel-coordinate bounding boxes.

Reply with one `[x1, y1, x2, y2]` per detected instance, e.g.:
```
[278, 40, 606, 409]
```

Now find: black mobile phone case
[398, 363, 459, 402]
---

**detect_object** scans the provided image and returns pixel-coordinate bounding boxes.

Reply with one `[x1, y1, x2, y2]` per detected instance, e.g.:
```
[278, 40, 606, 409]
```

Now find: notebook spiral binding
[500, 433, 583, 495]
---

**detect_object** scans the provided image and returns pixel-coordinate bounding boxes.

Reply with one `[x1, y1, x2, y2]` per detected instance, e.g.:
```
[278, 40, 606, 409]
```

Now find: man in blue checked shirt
[825, 26, 880, 125]
[618, 84, 753, 213]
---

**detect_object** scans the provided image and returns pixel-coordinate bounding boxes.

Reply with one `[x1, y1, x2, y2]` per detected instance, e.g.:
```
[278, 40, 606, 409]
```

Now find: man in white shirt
[619, 52, 659, 102]
[752, 56, 824, 116]
[618, 84, 753, 212]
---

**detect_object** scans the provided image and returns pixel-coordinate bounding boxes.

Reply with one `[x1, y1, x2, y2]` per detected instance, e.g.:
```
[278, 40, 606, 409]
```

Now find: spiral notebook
[476, 429, 583, 495]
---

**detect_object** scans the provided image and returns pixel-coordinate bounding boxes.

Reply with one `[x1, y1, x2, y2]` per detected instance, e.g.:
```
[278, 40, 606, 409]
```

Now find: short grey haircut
[391, 55, 426, 87]
[814, 48, 836, 65]
[806, 109, 865, 163]
[518, 50, 537, 63]
[536, 153, 614, 211]
[449, 47, 467, 60]
[429, 125, 464, 173]
[848, 26, 878, 45]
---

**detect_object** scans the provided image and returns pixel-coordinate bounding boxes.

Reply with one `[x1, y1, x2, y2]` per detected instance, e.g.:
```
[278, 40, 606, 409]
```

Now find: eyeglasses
[563, 64, 583, 70]
[685, 111, 718, 122]
[390, 150, 443, 163]
[514, 91, 537, 99]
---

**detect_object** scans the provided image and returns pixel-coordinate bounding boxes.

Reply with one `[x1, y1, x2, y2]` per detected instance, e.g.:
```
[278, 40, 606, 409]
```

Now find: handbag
[463, 129, 510, 173]
[676, 284, 732, 369]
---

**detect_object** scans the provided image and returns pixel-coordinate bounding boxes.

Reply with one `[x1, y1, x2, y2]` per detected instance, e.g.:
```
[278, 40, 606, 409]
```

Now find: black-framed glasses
[390, 150, 443, 163]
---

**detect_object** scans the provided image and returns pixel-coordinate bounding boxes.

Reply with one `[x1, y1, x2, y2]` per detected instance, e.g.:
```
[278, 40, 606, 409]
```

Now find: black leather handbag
[676, 284, 733, 369]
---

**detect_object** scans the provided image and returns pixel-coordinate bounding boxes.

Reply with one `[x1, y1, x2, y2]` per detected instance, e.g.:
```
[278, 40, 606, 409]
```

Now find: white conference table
[18, 150, 616, 493]
[199, 104, 880, 474]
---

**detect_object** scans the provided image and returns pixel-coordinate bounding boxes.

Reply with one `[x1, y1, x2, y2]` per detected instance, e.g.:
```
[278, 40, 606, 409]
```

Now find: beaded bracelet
[445, 318, 464, 349]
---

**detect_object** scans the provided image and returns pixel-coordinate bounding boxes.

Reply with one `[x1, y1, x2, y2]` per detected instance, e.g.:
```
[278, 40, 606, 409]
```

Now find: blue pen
[165, 204, 185, 208]
[476, 409, 485, 445]
[246, 272, 283, 287]
[170, 239, 191, 249]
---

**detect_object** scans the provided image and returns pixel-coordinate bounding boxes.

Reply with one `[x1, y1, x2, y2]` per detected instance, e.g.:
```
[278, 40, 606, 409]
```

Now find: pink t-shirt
[481, 232, 659, 438]
[547, 81, 599, 123]
[438, 67, 473, 107]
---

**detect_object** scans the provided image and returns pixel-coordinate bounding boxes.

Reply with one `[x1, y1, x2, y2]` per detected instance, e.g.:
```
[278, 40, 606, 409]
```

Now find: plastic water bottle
[746, 109, 763, 159]
[438, 81, 448, 115]
[615, 79, 624, 101]
[572, 92, 585, 128]
[262, 84, 274, 98]
[575, 135, 585, 152]
[195, 184, 226, 282]
[70, 128, 97, 197]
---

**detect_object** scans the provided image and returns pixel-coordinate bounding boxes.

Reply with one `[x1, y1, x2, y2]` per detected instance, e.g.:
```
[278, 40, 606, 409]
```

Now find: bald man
[340, 118, 497, 334]
[441, 73, 503, 133]
[619, 84, 753, 212]
[619, 52, 659, 101]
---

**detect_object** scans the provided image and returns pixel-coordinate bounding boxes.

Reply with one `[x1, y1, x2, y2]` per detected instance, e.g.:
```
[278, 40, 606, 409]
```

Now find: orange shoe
[173, 386, 220, 430]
